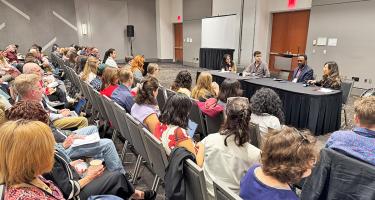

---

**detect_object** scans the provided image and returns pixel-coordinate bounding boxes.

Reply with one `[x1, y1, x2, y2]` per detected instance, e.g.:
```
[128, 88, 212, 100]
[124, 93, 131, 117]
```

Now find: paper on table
[319, 88, 334, 93]
[71, 132, 100, 147]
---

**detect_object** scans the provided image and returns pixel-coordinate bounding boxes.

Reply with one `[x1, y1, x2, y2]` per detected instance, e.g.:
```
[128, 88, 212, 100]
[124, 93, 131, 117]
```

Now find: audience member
[103, 48, 118, 68]
[307, 61, 341, 90]
[217, 78, 243, 108]
[90, 63, 106, 91]
[130, 55, 145, 82]
[131, 76, 160, 134]
[4, 44, 18, 63]
[80, 56, 99, 84]
[220, 54, 237, 72]
[145, 63, 160, 79]
[326, 96, 375, 165]
[0, 50, 20, 82]
[13, 74, 88, 130]
[100, 67, 119, 97]
[240, 127, 317, 200]
[192, 72, 219, 101]
[243, 51, 270, 77]
[171, 70, 192, 97]
[200, 97, 260, 199]
[111, 68, 135, 112]
[250, 88, 284, 135]
[155, 94, 204, 166]
[0, 120, 64, 200]
[292, 54, 314, 83]
[6, 101, 125, 174]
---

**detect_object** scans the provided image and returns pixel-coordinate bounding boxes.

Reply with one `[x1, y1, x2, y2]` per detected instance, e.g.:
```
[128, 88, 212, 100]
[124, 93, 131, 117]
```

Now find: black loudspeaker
[127, 25, 134, 37]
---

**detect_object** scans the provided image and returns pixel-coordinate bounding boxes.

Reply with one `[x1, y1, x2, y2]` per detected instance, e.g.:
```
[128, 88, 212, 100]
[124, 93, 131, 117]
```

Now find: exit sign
[288, 0, 297, 9]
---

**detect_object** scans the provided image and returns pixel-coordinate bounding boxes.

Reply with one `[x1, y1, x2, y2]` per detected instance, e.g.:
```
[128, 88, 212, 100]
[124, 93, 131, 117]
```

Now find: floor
[116, 62, 357, 199]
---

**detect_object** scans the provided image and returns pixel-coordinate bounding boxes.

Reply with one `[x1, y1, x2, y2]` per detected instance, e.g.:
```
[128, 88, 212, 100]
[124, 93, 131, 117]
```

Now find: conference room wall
[75, 0, 157, 61]
[0, 0, 78, 54]
[306, 0, 375, 89]
[183, 0, 212, 67]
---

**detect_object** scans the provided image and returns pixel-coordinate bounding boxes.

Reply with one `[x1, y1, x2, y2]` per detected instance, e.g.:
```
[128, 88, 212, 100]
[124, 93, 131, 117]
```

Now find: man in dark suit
[292, 55, 313, 83]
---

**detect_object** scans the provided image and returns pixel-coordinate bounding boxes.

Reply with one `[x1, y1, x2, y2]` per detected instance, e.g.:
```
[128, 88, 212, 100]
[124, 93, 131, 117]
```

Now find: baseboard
[157, 59, 173, 63]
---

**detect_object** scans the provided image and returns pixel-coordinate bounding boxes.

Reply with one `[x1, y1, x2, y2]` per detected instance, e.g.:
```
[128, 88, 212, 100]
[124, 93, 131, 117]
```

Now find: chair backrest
[204, 113, 224, 135]
[102, 95, 119, 130]
[86, 85, 99, 112]
[341, 80, 354, 105]
[184, 159, 208, 200]
[125, 113, 150, 164]
[213, 181, 242, 200]
[156, 87, 167, 110]
[112, 102, 133, 145]
[189, 100, 207, 136]
[93, 90, 109, 120]
[141, 127, 168, 180]
[249, 122, 261, 148]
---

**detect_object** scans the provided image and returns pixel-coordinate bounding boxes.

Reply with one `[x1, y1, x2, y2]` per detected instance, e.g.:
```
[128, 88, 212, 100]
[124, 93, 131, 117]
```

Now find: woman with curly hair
[201, 97, 260, 199]
[307, 61, 341, 90]
[250, 88, 284, 135]
[131, 76, 160, 134]
[171, 70, 192, 97]
[130, 55, 145, 83]
[240, 127, 317, 200]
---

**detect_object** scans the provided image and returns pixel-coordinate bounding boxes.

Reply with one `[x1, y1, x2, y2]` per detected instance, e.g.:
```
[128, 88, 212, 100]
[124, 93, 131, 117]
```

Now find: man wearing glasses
[291, 54, 313, 83]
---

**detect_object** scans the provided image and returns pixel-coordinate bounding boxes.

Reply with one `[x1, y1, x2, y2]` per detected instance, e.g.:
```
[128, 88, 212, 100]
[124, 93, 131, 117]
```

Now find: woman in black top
[308, 61, 341, 90]
[220, 54, 237, 72]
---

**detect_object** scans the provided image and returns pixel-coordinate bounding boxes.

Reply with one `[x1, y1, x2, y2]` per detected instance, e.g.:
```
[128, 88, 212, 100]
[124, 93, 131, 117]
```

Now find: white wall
[156, 0, 174, 60]
[171, 0, 183, 23]
[269, 0, 312, 12]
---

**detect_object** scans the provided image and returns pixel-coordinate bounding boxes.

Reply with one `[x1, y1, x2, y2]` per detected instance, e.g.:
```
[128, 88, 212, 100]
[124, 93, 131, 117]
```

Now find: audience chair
[142, 127, 169, 192]
[93, 90, 109, 122]
[125, 114, 151, 184]
[184, 159, 209, 200]
[204, 113, 224, 135]
[112, 102, 133, 161]
[249, 122, 262, 148]
[213, 181, 242, 200]
[341, 80, 354, 127]
[190, 99, 207, 137]
[156, 87, 167, 110]
[301, 148, 375, 200]
[101, 95, 120, 141]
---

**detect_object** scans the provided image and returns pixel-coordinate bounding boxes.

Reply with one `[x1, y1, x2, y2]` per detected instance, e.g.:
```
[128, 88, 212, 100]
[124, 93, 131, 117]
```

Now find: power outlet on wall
[352, 77, 359, 82]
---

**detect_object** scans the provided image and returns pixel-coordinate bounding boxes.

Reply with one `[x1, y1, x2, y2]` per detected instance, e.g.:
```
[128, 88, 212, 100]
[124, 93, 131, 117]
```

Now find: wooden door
[174, 23, 183, 63]
[269, 10, 310, 78]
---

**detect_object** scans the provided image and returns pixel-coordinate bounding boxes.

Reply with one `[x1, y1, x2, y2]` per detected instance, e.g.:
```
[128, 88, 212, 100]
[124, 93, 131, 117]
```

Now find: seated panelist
[307, 61, 341, 90]
[292, 55, 314, 83]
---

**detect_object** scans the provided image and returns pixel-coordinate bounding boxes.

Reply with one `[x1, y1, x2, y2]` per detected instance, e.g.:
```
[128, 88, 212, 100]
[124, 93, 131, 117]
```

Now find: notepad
[71, 132, 100, 147]
[319, 88, 334, 93]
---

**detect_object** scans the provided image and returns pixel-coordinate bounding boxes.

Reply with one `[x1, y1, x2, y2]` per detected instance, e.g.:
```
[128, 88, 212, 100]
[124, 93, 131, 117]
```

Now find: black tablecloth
[197, 70, 343, 135]
[199, 48, 235, 70]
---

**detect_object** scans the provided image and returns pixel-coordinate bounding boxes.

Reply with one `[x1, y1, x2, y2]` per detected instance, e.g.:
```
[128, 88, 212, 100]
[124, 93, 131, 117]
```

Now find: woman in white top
[200, 97, 261, 199]
[103, 48, 118, 68]
[80, 56, 99, 84]
[250, 88, 284, 135]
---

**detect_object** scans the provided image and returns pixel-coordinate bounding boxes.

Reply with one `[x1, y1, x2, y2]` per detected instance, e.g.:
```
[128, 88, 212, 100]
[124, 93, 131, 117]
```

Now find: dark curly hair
[135, 76, 159, 105]
[261, 127, 317, 183]
[220, 97, 251, 147]
[218, 79, 243, 103]
[250, 88, 285, 123]
[171, 70, 192, 91]
[6, 101, 49, 124]
[159, 93, 192, 129]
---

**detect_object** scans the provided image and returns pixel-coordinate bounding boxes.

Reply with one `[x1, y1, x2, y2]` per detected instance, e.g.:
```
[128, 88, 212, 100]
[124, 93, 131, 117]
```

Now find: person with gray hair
[250, 88, 284, 135]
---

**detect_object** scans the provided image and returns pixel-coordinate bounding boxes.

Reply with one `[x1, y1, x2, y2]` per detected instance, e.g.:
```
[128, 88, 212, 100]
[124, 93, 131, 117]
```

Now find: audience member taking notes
[243, 51, 270, 77]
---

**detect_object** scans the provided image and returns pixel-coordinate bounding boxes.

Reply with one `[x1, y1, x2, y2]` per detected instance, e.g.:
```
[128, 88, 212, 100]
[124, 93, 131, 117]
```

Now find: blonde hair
[354, 96, 375, 126]
[192, 72, 216, 99]
[118, 68, 133, 83]
[13, 74, 40, 98]
[147, 63, 159, 75]
[81, 56, 98, 81]
[130, 55, 145, 73]
[0, 120, 55, 185]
